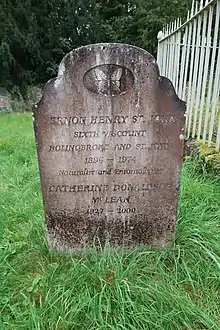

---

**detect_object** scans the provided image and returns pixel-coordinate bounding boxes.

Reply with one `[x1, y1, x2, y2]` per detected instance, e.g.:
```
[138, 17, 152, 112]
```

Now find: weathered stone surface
[26, 86, 43, 111]
[34, 43, 185, 252]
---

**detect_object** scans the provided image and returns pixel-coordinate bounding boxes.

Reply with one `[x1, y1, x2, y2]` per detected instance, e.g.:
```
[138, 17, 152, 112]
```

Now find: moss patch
[190, 140, 220, 176]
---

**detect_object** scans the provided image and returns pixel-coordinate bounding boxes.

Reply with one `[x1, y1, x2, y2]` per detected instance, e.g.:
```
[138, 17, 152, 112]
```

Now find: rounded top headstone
[34, 43, 185, 252]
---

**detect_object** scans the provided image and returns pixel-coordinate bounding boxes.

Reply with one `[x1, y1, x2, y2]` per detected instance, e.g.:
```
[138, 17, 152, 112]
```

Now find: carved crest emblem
[83, 64, 134, 96]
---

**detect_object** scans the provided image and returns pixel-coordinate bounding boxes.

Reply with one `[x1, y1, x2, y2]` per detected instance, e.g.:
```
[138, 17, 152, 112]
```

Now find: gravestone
[33, 43, 185, 252]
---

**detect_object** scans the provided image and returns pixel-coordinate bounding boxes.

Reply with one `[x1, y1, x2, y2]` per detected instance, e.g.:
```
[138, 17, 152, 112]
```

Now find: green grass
[0, 113, 220, 330]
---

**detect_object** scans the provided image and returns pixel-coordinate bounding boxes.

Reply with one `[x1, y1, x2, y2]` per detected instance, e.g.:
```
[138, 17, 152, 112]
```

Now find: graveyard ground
[0, 112, 220, 330]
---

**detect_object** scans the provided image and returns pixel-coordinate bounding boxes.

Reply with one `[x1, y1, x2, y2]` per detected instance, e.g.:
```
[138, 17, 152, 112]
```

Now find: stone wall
[0, 86, 42, 112]
[0, 88, 12, 112]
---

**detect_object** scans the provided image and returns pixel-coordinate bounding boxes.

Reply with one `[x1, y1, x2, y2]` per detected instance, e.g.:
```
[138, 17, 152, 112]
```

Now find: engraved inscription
[49, 144, 109, 152]
[83, 64, 134, 96]
[151, 115, 176, 123]
[92, 196, 132, 204]
[49, 141, 173, 153]
[50, 115, 145, 125]
[48, 129, 147, 141]
[48, 182, 172, 193]
[58, 167, 163, 176]
[102, 130, 146, 137]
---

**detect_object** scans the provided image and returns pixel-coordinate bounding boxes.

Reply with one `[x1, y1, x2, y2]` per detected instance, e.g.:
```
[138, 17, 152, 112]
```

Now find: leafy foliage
[0, 0, 191, 93]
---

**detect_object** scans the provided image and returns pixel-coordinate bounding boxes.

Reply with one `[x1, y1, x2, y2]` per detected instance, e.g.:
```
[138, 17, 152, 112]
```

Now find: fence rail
[157, 0, 220, 151]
